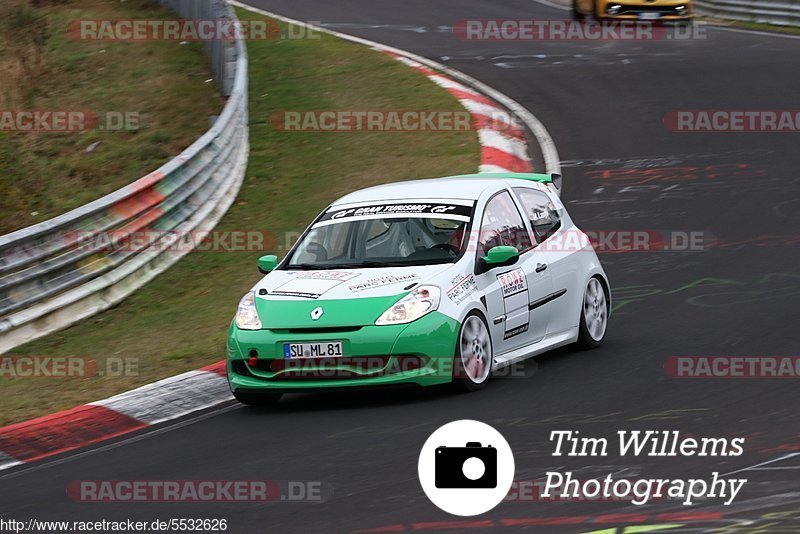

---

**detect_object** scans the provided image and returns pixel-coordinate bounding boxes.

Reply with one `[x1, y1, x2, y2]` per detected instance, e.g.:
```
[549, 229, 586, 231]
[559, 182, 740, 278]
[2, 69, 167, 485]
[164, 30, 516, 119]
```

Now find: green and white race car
[227, 173, 610, 405]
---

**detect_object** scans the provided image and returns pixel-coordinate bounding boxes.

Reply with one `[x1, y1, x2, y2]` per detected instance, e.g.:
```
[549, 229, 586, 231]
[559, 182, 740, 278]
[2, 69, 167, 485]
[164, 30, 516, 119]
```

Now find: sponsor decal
[290, 271, 360, 281]
[272, 271, 360, 299]
[348, 274, 420, 293]
[497, 269, 530, 340]
[504, 324, 529, 340]
[269, 290, 322, 299]
[446, 274, 477, 304]
[319, 203, 473, 222]
[498, 268, 527, 297]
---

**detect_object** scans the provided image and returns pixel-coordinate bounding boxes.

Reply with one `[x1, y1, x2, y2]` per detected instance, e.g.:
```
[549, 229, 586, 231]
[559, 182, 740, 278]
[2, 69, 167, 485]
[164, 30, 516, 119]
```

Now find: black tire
[452, 311, 493, 392]
[572, 1, 586, 20]
[233, 390, 283, 407]
[593, 0, 603, 20]
[576, 276, 609, 350]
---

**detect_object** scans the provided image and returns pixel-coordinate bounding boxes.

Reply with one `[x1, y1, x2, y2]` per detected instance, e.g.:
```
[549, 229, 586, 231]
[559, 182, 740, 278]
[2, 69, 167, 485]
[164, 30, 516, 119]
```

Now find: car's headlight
[235, 291, 262, 330]
[376, 285, 440, 326]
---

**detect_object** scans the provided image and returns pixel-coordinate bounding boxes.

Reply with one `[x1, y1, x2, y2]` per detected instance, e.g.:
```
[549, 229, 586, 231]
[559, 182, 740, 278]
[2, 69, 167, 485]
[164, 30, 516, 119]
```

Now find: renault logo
[311, 307, 324, 321]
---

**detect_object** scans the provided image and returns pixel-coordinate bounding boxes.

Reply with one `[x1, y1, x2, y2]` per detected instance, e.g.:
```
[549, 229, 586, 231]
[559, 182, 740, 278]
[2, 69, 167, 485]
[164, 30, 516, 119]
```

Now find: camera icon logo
[418, 420, 515, 516]
[435, 442, 497, 488]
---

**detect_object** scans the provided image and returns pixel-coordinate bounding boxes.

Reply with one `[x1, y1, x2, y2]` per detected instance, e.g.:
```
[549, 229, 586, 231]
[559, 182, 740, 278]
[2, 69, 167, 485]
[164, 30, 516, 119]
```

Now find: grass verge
[0, 0, 221, 234]
[2, 8, 479, 426]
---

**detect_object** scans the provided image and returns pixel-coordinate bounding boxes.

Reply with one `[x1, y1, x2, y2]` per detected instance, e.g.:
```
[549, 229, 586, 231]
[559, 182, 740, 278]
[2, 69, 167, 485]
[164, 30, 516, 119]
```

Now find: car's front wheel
[593, 0, 604, 20]
[233, 390, 283, 407]
[577, 277, 609, 349]
[453, 312, 493, 391]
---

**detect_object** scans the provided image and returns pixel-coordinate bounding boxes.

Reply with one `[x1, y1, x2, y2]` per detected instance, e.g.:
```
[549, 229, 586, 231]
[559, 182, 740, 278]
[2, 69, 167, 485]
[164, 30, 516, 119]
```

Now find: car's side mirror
[478, 246, 519, 273]
[258, 255, 279, 274]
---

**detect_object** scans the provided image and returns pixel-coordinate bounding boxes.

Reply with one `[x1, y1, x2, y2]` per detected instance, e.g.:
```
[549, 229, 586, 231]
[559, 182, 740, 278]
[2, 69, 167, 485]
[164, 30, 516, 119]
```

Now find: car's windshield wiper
[285, 263, 324, 270]
[287, 259, 451, 270]
[333, 260, 452, 268]
[330, 261, 393, 268]
[285, 262, 386, 270]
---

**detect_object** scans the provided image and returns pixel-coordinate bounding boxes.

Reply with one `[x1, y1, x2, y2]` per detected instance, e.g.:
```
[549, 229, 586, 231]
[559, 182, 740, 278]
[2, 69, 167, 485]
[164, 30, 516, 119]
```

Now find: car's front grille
[617, 4, 686, 14]
[268, 326, 363, 334]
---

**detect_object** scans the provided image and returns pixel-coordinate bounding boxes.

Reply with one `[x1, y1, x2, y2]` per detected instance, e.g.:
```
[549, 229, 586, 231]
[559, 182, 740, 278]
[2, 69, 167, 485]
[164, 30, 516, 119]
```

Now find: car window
[363, 219, 415, 259]
[287, 216, 470, 268]
[513, 188, 561, 243]
[365, 220, 391, 241]
[293, 224, 348, 263]
[477, 191, 532, 258]
[430, 218, 460, 230]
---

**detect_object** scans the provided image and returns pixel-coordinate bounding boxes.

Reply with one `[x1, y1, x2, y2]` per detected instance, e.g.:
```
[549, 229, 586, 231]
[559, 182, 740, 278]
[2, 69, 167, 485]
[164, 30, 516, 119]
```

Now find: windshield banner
[318, 202, 474, 223]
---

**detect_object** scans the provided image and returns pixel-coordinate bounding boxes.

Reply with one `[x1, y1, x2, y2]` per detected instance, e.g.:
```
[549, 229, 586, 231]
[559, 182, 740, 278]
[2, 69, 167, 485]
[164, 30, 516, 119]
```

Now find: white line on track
[707, 23, 800, 40]
[532, 0, 571, 11]
[721, 452, 800, 477]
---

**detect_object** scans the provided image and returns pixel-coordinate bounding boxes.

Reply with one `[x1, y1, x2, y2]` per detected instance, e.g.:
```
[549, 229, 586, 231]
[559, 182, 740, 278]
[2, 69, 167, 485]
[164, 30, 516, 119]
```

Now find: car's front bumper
[596, 0, 692, 19]
[227, 311, 460, 392]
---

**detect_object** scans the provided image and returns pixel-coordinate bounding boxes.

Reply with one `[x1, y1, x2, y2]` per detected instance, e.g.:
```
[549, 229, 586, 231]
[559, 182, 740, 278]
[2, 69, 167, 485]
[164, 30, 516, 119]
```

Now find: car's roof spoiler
[457, 172, 562, 191]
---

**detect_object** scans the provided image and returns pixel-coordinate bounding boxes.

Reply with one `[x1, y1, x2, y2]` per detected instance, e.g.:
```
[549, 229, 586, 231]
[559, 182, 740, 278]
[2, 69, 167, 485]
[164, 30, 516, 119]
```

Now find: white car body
[248, 174, 609, 373]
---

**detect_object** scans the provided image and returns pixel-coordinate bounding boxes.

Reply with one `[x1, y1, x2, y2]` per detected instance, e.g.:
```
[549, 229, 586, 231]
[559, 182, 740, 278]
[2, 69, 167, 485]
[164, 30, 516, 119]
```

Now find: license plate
[639, 12, 661, 20]
[283, 341, 344, 359]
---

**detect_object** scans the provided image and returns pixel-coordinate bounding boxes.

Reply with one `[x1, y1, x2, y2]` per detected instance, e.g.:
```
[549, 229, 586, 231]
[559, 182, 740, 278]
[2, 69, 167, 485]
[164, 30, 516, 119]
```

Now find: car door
[474, 190, 552, 354]
[513, 187, 577, 336]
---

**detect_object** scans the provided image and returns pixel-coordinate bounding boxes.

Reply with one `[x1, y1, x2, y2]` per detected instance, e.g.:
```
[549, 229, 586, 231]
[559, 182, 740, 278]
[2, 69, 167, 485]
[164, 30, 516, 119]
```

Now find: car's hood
[252, 264, 453, 328]
[255, 264, 452, 300]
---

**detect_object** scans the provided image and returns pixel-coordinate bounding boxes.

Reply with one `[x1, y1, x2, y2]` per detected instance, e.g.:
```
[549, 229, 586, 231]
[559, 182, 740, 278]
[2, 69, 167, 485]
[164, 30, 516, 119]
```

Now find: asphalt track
[2, 1, 800, 532]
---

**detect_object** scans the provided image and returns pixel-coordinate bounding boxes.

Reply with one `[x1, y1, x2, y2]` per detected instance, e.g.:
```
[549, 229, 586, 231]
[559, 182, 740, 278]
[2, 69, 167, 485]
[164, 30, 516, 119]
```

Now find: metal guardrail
[695, 0, 800, 26]
[0, 0, 249, 353]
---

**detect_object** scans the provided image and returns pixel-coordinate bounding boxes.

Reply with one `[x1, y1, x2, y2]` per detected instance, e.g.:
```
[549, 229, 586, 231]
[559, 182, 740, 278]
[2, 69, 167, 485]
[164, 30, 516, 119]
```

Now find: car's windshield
[285, 202, 474, 269]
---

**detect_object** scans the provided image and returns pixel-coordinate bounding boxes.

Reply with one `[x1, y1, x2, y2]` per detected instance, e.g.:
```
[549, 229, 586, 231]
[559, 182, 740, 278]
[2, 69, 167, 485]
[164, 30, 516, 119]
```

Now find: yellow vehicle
[572, 0, 692, 21]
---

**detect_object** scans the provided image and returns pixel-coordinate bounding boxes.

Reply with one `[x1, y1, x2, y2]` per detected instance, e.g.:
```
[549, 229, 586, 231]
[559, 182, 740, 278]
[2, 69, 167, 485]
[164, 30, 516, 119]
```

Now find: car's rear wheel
[453, 312, 493, 391]
[233, 390, 283, 407]
[577, 277, 609, 349]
